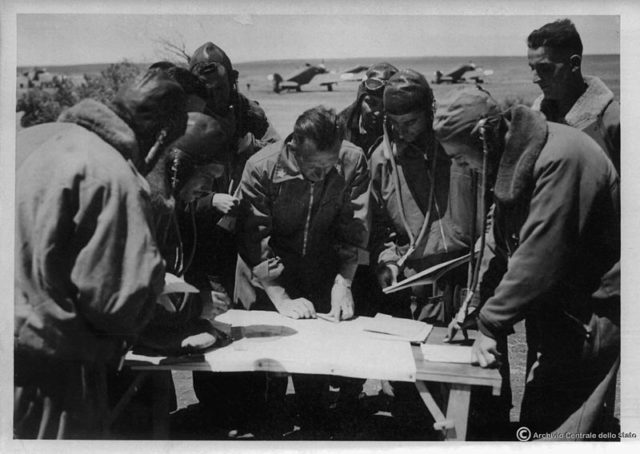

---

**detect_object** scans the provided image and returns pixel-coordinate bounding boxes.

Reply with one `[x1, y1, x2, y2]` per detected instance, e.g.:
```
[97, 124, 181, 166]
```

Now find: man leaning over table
[14, 68, 188, 439]
[435, 86, 620, 437]
[234, 105, 369, 437]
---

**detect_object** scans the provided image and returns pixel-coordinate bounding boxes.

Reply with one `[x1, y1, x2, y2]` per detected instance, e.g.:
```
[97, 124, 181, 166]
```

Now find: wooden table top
[414, 326, 502, 393]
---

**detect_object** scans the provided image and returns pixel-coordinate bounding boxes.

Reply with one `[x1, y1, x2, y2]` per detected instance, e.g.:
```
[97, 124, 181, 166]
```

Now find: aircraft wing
[311, 73, 340, 87]
[342, 64, 369, 74]
[278, 81, 301, 90]
[284, 67, 312, 82]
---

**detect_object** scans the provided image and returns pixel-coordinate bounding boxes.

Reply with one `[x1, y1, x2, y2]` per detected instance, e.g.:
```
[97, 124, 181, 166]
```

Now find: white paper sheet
[420, 344, 473, 363]
[361, 313, 433, 343]
[203, 310, 417, 381]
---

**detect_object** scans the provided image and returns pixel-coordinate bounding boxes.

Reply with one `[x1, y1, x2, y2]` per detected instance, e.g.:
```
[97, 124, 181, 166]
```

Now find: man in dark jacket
[14, 68, 188, 439]
[434, 86, 620, 436]
[235, 105, 369, 436]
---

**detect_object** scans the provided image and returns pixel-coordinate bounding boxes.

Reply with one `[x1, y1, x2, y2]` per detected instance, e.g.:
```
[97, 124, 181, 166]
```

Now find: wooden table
[114, 326, 500, 441]
[413, 327, 501, 440]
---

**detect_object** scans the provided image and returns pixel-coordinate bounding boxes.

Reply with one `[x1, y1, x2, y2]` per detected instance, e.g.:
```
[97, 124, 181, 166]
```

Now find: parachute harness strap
[382, 119, 438, 268]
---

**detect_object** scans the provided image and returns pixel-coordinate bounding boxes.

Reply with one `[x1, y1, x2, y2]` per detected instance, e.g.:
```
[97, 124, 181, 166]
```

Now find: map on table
[127, 310, 420, 382]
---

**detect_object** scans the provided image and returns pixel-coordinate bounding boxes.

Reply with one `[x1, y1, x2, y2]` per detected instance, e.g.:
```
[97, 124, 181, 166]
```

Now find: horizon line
[17, 52, 620, 70]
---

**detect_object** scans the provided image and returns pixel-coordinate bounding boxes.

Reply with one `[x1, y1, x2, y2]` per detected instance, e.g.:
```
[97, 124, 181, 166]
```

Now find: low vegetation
[16, 61, 141, 128]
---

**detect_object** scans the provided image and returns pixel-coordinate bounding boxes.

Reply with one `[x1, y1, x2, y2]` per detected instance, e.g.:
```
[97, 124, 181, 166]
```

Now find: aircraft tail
[270, 73, 283, 93]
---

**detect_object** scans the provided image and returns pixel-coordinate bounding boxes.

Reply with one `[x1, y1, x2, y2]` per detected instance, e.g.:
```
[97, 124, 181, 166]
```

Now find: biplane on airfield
[432, 62, 494, 84]
[268, 62, 339, 93]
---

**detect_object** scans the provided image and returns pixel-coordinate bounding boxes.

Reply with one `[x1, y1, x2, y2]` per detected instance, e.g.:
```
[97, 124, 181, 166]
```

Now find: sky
[15, 13, 621, 67]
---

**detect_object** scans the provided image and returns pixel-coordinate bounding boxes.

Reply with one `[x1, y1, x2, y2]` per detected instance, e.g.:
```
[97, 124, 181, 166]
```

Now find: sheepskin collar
[494, 106, 548, 205]
[57, 99, 141, 165]
[565, 76, 615, 127]
[532, 75, 614, 129]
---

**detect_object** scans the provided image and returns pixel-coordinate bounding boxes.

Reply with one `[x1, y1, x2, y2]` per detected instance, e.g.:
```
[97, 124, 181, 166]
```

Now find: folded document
[383, 253, 472, 294]
[362, 313, 432, 343]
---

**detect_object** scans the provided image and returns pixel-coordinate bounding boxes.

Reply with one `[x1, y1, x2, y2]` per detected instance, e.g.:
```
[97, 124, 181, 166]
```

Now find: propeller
[475, 67, 494, 76]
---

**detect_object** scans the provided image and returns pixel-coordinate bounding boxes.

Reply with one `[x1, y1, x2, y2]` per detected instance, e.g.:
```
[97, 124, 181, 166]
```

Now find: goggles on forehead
[193, 61, 228, 78]
[363, 76, 388, 94]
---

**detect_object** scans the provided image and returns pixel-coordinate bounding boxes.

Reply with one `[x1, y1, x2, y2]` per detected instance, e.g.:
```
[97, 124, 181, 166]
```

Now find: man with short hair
[434, 86, 620, 436]
[14, 68, 188, 439]
[527, 18, 620, 172]
[235, 105, 369, 436]
[526, 19, 621, 405]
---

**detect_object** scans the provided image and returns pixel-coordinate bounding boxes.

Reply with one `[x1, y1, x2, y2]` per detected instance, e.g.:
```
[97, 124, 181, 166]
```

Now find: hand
[276, 298, 316, 319]
[210, 289, 231, 315]
[471, 332, 502, 368]
[376, 263, 399, 289]
[444, 318, 468, 343]
[330, 277, 355, 320]
[212, 193, 240, 215]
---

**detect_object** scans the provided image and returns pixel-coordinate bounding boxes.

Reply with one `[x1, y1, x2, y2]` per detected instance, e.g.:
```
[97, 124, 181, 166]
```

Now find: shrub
[17, 60, 141, 128]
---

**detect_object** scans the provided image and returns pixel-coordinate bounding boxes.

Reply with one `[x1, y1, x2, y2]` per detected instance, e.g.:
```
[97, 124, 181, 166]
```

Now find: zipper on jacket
[302, 183, 315, 257]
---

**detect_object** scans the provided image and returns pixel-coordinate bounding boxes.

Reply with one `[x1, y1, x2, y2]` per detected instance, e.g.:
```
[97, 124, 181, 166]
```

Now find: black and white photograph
[1, 0, 638, 450]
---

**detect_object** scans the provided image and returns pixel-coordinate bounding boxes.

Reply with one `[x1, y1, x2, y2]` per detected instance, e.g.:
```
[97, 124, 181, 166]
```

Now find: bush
[17, 60, 141, 128]
[16, 88, 64, 127]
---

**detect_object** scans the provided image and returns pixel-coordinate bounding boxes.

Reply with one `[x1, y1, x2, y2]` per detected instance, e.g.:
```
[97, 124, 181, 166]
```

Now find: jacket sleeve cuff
[477, 314, 499, 339]
[477, 312, 515, 339]
[194, 192, 216, 213]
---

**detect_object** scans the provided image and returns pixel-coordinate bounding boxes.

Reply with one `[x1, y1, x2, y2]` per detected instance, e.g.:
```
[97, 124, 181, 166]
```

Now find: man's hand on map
[329, 275, 355, 320]
[276, 297, 317, 319]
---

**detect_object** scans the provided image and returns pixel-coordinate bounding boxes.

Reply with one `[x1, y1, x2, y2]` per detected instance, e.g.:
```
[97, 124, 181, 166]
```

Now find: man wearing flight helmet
[335, 63, 399, 418]
[14, 67, 188, 439]
[368, 69, 484, 437]
[187, 43, 283, 434]
[339, 62, 398, 157]
[189, 41, 280, 191]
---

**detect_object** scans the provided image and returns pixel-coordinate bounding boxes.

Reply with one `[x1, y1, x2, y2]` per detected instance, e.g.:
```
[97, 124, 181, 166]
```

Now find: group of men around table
[14, 18, 620, 440]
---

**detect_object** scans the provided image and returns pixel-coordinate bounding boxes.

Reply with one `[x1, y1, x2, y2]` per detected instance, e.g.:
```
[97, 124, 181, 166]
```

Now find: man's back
[15, 119, 164, 364]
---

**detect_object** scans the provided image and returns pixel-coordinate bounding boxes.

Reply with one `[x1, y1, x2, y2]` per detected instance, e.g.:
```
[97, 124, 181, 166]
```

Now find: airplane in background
[338, 64, 370, 82]
[268, 63, 339, 93]
[432, 62, 493, 84]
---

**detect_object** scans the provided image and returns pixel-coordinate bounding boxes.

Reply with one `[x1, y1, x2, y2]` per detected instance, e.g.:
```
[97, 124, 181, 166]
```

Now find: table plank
[413, 327, 501, 393]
